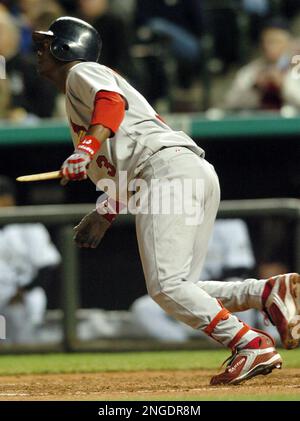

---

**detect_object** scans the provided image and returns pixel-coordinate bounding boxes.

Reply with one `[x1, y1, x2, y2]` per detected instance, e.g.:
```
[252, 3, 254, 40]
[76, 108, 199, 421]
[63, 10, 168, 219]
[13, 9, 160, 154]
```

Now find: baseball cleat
[263, 273, 300, 349]
[210, 332, 282, 386]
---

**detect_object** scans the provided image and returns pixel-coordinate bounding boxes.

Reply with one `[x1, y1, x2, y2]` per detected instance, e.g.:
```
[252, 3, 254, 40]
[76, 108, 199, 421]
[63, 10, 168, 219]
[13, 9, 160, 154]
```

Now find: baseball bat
[16, 170, 61, 182]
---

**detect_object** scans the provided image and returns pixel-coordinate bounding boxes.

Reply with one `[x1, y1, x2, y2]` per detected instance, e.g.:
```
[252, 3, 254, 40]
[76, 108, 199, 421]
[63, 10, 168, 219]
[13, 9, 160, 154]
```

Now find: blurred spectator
[76, 0, 131, 76]
[135, 0, 203, 63]
[0, 176, 61, 344]
[31, 0, 64, 31]
[0, 7, 60, 120]
[15, 0, 42, 54]
[134, 0, 203, 106]
[12, 0, 63, 54]
[225, 18, 300, 111]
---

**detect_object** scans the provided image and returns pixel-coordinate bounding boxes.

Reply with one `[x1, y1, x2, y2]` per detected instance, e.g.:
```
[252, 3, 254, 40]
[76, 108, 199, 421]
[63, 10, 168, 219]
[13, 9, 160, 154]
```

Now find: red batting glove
[61, 151, 91, 181]
[61, 135, 101, 182]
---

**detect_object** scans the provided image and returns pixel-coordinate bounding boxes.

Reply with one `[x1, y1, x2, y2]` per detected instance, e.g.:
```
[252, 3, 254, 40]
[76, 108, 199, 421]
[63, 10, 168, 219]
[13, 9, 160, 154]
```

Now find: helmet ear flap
[61, 43, 70, 52]
[50, 39, 72, 61]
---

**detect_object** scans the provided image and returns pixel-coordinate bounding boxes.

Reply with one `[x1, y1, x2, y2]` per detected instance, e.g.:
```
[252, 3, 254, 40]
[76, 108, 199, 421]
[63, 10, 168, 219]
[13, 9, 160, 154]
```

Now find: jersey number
[96, 155, 116, 177]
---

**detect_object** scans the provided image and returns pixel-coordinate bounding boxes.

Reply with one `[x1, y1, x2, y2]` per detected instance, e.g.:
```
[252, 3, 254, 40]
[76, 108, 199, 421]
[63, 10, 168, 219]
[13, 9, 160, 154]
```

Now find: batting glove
[61, 135, 101, 182]
[61, 151, 91, 181]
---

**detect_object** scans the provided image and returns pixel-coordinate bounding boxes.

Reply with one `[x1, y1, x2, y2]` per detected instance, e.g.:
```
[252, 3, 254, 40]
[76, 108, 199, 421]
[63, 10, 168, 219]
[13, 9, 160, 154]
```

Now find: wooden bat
[16, 170, 61, 182]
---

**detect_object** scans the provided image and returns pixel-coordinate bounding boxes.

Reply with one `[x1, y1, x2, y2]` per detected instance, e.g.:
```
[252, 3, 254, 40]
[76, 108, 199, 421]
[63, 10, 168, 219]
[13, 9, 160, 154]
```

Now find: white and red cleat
[262, 273, 300, 349]
[210, 332, 282, 386]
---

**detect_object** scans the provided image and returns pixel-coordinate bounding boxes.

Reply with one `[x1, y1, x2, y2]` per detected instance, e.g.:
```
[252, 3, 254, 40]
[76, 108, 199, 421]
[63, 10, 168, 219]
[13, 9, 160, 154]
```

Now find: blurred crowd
[1, 0, 300, 120]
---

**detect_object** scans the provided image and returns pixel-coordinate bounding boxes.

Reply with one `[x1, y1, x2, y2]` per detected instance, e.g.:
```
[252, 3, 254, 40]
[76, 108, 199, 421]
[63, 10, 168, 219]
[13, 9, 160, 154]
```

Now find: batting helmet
[32, 16, 102, 62]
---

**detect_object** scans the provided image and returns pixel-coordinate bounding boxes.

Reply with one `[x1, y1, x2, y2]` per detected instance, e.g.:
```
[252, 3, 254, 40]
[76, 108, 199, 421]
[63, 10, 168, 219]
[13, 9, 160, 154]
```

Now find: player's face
[261, 29, 290, 63]
[35, 37, 58, 78]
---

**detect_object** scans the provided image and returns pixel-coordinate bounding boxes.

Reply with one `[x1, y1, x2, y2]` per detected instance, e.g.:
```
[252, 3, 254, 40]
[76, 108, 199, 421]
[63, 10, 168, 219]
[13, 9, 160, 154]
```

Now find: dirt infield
[0, 368, 299, 400]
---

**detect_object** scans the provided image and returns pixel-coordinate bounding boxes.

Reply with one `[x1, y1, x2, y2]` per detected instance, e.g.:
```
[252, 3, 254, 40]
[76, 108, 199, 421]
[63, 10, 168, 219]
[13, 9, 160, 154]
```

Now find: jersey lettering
[96, 155, 116, 177]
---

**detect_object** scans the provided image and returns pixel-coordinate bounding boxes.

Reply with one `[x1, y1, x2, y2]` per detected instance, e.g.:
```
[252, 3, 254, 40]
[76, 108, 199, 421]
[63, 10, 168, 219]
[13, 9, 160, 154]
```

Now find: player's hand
[60, 150, 91, 183]
[73, 210, 111, 248]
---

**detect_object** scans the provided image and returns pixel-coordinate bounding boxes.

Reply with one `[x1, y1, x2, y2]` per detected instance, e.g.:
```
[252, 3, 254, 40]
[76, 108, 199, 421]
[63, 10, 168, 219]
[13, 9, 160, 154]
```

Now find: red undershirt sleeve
[91, 91, 126, 135]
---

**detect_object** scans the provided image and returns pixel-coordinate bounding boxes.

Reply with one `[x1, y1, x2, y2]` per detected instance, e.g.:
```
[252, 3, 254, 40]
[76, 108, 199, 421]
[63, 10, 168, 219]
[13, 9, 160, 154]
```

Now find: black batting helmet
[32, 16, 102, 62]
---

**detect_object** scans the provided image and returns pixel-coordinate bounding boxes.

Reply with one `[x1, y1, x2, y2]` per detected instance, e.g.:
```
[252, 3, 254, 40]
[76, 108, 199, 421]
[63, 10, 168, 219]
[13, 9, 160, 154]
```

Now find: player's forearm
[85, 124, 111, 151]
[74, 124, 110, 158]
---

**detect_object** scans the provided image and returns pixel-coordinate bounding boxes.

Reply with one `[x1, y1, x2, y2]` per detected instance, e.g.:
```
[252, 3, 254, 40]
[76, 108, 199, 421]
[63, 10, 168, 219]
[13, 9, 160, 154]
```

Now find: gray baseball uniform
[65, 62, 267, 347]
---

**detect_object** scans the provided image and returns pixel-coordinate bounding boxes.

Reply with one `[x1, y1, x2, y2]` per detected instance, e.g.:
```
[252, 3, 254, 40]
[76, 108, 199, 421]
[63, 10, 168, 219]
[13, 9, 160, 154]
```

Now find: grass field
[0, 349, 299, 400]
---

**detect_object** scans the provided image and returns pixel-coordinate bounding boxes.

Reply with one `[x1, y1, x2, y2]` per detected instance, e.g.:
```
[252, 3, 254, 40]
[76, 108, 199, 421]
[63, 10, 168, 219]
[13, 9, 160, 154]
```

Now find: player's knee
[148, 280, 182, 308]
[149, 289, 183, 322]
[147, 292, 170, 318]
[147, 279, 176, 301]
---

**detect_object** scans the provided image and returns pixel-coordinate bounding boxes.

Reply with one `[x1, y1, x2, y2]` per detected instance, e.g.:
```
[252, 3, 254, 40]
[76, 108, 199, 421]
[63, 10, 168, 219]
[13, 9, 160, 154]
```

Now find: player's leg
[136, 148, 279, 358]
[136, 148, 223, 333]
[196, 277, 266, 312]
[185, 161, 300, 351]
[196, 272, 300, 350]
[131, 295, 190, 342]
[136, 148, 220, 331]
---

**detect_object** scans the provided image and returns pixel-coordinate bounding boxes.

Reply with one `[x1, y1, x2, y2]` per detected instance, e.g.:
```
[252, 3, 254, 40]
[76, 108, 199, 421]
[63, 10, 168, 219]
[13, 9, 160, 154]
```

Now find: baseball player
[33, 16, 300, 385]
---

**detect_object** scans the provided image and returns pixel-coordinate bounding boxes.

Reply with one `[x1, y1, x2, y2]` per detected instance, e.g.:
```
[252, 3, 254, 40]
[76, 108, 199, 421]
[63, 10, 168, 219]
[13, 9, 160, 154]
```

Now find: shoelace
[217, 349, 238, 373]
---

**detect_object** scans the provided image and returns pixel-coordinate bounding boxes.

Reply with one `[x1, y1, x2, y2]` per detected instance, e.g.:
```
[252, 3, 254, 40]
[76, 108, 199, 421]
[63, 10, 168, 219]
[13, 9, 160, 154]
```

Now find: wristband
[77, 135, 101, 158]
